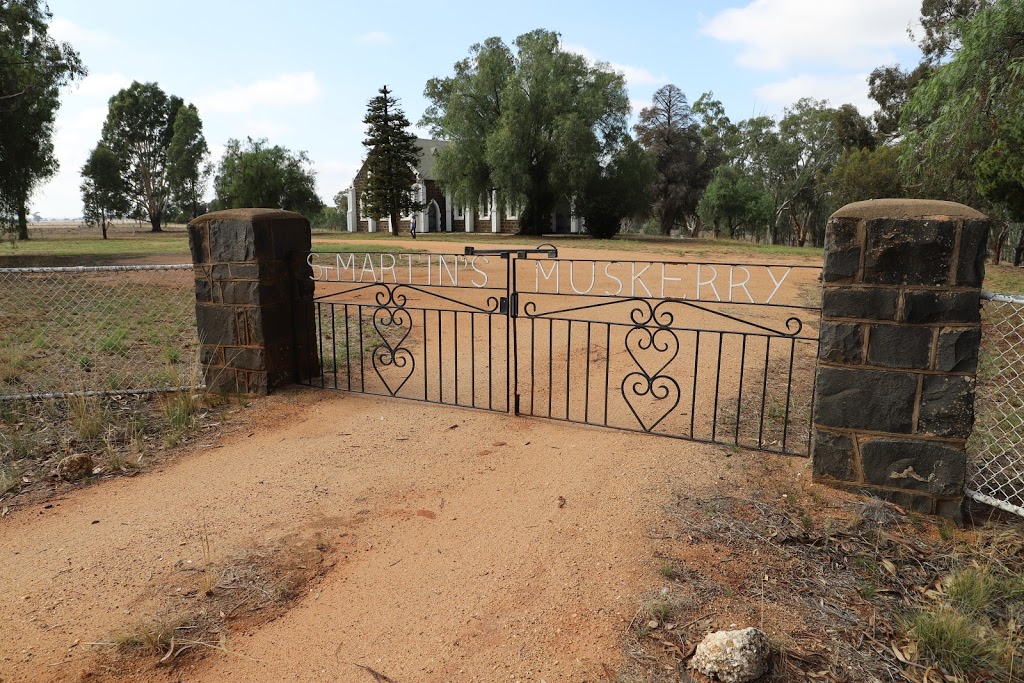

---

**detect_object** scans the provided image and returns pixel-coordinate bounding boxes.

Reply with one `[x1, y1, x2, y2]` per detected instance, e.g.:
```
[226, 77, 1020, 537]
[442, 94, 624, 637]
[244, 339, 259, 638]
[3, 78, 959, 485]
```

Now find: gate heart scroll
[371, 304, 415, 396]
[621, 304, 681, 432]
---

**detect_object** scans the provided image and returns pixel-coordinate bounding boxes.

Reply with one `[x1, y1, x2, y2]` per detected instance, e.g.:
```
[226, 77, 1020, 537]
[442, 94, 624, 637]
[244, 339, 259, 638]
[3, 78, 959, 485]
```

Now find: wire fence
[0, 265, 201, 399]
[966, 292, 1024, 517]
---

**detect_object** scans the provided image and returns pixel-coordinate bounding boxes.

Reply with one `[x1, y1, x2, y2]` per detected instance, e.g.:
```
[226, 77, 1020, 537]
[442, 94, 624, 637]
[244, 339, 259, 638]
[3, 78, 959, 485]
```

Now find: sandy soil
[0, 387, 806, 683]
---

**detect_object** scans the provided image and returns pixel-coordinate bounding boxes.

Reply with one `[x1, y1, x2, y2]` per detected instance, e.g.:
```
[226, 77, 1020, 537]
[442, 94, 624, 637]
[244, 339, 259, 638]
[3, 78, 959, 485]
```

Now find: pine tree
[362, 86, 421, 235]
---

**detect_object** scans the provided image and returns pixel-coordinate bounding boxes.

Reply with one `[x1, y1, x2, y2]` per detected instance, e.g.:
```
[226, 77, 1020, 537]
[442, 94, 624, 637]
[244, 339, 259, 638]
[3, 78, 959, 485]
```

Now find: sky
[33, 0, 925, 218]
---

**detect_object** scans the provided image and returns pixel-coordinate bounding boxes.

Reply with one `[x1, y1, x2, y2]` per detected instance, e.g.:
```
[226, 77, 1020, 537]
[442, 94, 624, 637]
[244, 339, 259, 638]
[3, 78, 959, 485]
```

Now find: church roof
[414, 138, 448, 180]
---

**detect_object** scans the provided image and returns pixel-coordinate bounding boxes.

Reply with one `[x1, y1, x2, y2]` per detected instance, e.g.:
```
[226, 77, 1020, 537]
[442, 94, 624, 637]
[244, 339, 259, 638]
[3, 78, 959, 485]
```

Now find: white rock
[690, 627, 771, 683]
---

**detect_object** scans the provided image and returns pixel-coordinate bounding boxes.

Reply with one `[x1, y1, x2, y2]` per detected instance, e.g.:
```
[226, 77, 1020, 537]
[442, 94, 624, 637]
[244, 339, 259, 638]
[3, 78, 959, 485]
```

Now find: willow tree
[421, 29, 630, 235]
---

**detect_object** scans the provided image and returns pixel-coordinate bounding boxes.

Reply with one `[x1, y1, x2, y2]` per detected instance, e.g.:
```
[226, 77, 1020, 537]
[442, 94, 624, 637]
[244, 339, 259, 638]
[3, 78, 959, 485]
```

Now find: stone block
[902, 291, 981, 324]
[814, 367, 917, 433]
[935, 498, 965, 524]
[811, 430, 856, 481]
[216, 280, 260, 306]
[957, 219, 990, 287]
[224, 347, 266, 371]
[822, 288, 898, 321]
[823, 217, 861, 283]
[863, 219, 955, 286]
[867, 325, 932, 369]
[195, 304, 238, 346]
[194, 278, 212, 303]
[188, 224, 209, 264]
[230, 263, 260, 279]
[918, 375, 975, 438]
[208, 217, 256, 262]
[818, 322, 863, 364]
[935, 327, 981, 372]
[860, 437, 965, 497]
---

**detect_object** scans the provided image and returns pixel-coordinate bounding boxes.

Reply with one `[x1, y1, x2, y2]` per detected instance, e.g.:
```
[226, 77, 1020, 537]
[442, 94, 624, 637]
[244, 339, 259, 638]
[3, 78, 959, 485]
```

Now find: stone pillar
[346, 187, 356, 232]
[812, 199, 989, 519]
[188, 209, 318, 395]
[445, 192, 453, 232]
[491, 189, 499, 233]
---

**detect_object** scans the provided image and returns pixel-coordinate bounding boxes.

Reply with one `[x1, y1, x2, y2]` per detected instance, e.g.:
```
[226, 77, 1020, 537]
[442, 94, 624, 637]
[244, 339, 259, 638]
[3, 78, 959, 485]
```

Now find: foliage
[902, 0, 1024, 225]
[422, 29, 630, 235]
[100, 81, 185, 232]
[697, 164, 772, 238]
[822, 144, 905, 212]
[213, 137, 323, 216]
[361, 86, 421, 235]
[0, 0, 86, 240]
[166, 103, 210, 221]
[635, 85, 719, 236]
[80, 143, 130, 239]
[577, 138, 656, 239]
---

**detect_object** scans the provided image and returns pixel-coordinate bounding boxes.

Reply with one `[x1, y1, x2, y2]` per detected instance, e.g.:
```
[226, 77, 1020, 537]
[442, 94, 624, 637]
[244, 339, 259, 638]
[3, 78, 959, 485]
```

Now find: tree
[422, 29, 629, 235]
[167, 103, 210, 220]
[80, 143, 129, 239]
[361, 86, 422, 235]
[635, 85, 719, 236]
[823, 145, 905, 212]
[0, 1, 86, 240]
[213, 137, 324, 216]
[902, 0, 1024, 264]
[697, 164, 772, 239]
[100, 81, 185, 232]
[577, 138, 656, 239]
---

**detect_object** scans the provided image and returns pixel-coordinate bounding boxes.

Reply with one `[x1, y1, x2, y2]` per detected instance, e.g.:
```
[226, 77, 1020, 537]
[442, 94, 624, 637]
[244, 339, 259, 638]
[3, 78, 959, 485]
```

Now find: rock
[56, 454, 94, 481]
[690, 627, 771, 683]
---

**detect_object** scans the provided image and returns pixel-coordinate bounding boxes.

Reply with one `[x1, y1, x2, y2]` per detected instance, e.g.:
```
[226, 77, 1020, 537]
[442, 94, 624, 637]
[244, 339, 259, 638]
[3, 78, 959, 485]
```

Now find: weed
[905, 607, 1005, 675]
[659, 562, 682, 581]
[68, 393, 106, 442]
[0, 463, 24, 496]
[115, 614, 193, 654]
[0, 398, 27, 424]
[947, 566, 1001, 615]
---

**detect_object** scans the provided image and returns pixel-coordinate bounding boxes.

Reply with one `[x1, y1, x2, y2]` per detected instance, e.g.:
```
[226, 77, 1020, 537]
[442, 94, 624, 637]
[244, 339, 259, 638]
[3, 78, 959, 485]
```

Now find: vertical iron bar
[331, 305, 338, 390]
[604, 322, 611, 427]
[530, 317, 536, 414]
[358, 304, 365, 393]
[317, 303, 325, 389]
[807, 342, 819, 456]
[437, 309, 443, 403]
[471, 312, 476, 408]
[508, 256, 516, 414]
[423, 308, 428, 401]
[758, 336, 771, 449]
[488, 312, 493, 410]
[711, 333, 723, 442]
[454, 311, 460, 405]
[735, 334, 747, 445]
[344, 304, 352, 390]
[690, 330, 700, 438]
[584, 322, 592, 424]
[782, 336, 796, 453]
[547, 318, 554, 418]
[565, 320, 572, 420]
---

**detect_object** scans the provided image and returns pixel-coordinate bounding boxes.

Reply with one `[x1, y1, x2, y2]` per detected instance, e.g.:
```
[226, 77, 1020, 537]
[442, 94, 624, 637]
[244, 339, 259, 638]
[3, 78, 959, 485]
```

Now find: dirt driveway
[0, 385, 808, 683]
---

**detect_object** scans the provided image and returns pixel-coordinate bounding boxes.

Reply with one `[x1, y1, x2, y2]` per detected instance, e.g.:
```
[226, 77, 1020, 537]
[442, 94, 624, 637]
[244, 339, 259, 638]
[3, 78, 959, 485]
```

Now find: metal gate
[298, 247, 820, 456]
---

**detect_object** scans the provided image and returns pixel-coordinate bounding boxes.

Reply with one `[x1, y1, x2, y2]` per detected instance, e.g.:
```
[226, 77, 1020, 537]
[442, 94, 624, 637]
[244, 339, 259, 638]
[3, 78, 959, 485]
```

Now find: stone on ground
[690, 627, 771, 683]
[55, 454, 94, 481]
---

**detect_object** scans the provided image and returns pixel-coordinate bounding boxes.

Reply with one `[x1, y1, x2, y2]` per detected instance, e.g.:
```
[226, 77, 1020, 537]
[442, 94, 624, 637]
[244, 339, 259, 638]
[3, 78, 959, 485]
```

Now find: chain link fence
[0, 265, 201, 399]
[966, 292, 1024, 516]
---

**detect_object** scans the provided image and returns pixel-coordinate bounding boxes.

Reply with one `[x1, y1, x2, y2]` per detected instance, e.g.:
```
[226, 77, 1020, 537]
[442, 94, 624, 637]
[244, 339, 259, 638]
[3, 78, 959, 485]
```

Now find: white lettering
[603, 262, 623, 296]
[360, 253, 377, 282]
[728, 266, 754, 303]
[307, 252, 324, 281]
[439, 255, 459, 286]
[660, 263, 683, 298]
[337, 253, 356, 282]
[378, 253, 398, 283]
[765, 267, 793, 304]
[696, 265, 722, 301]
[468, 256, 489, 288]
[536, 261, 559, 293]
[569, 261, 596, 295]
[630, 263, 653, 297]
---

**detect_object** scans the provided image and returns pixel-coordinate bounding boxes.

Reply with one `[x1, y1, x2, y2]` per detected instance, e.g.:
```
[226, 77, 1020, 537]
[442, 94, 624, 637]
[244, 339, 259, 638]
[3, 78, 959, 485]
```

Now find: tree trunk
[149, 213, 162, 232]
[389, 212, 399, 235]
[1015, 231, 1024, 267]
[101, 209, 108, 240]
[992, 225, 1008, 265]
[16, 199, 28, 241]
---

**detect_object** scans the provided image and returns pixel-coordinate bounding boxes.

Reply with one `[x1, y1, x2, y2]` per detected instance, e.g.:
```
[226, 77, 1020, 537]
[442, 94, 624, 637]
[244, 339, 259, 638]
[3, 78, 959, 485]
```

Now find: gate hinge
[507, 293, 518, 318]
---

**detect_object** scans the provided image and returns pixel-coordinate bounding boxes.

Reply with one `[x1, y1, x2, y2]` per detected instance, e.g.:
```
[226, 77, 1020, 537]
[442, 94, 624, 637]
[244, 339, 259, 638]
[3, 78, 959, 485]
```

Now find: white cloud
[33, 106, 109, 218]
[240, 118, 292, 138]
[630, 98, 651, 116]
[562, 43, 666, 88]
[316, 161, 362, 199]
[49, 17, 114, 47]
[703, 0, 920, 70]
[194, 72, 322, 115]
[358, 32, 393, 45]
[755, 73, 878, 114]
[74, 72, 131, 98]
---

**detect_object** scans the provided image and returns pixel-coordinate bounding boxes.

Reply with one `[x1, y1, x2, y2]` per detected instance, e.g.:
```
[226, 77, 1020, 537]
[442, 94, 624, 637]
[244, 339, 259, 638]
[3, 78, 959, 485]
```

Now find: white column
[368, 217, 377, 233]
[417, 184, 427, 233]
[346, 187, 356, 232]
[445, 192, 453, 232]
[491, 189, 499, 233]
[466, 208, 474, 233]
[387, 215, 394, 234]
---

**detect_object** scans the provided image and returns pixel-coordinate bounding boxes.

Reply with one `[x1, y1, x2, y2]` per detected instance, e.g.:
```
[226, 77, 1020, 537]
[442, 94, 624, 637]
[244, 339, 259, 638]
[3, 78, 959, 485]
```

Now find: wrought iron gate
[297, 248, 820, 456]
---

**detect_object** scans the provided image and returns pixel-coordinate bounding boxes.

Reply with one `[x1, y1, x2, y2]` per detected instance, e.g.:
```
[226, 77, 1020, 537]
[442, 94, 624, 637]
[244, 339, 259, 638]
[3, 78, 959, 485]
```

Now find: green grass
[985, 263, 1024, 295]
[905, 608, 1005, 675]
[1, 232, 191, 259]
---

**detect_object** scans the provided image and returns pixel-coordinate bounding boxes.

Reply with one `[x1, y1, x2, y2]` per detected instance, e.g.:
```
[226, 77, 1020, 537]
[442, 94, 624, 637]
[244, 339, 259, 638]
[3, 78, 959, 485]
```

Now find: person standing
[410, 215, 417, 239]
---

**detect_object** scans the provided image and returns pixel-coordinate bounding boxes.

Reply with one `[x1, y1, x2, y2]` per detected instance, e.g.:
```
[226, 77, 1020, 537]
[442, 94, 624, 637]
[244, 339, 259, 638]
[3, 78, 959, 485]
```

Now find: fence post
[187, 208, 318, 395]
[812, 199, 990, 520]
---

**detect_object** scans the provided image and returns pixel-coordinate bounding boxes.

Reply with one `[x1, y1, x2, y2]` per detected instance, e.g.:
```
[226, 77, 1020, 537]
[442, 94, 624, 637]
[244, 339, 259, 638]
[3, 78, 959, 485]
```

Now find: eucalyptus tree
[80, 143, 129, 239]
[422, 29, 630, 234]
[167, 103, 211, 220]
[0, 0, 86, 239]
[213, 137, 323, 216]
